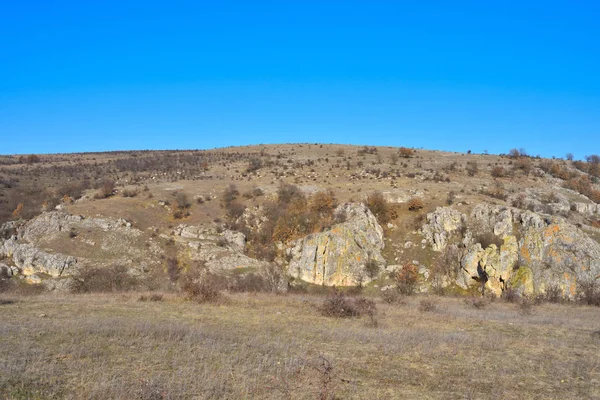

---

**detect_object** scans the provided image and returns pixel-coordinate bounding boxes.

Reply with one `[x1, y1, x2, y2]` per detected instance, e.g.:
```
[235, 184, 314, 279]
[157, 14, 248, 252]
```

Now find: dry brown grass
[1, 293, 598, 399]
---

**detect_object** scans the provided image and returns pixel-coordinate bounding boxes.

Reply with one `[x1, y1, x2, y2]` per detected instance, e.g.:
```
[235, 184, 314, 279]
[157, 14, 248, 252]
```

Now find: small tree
[399, 147, 414, 158]
[566, 153, 574, 161]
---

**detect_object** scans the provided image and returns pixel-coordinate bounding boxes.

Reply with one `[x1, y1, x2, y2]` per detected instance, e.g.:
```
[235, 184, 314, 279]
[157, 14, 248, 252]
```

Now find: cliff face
[286, 203, 385, 286]
[422, 205, 600, 298]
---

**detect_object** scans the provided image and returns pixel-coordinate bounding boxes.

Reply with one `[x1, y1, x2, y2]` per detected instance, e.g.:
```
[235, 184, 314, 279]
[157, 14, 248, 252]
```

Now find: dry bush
[138, 293, 164, 302]
[366, 191, 391, 224]
[536, 285, 563, 304]
[225, 201, 246, 220]
[464, 297, 488, 309]
[407, 197, 424, 212]
[277, 182, 304, 205]
[179, 270, 223, 304]
[519, 298, 535, 315]
[95, 179, 115, 199]
[380, 288, 406, 305]
[122, 188, 139, 198]
[465, 161, 478, 176]
[222, 184, 239, 205]
[70, 265, 139, 293]
[320, 291, 377, 319]
[165, 257, 181, 283]
[398, 147, 414, 158]
[364, 259, 380, 280]
[393, 263, 419, 295]
[577, 280, 600, 306]
[513, 157, 533, 175]
[502, 287, 520, 303]
[418, 299, 438, 312]
[309, 190, 337, 215]
[490, 166, 507, 178]
[246, 157, 263, 173]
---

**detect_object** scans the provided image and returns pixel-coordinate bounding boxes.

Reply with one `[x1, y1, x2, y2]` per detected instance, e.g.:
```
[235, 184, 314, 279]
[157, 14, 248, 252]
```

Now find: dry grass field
[1, 291, 599, 399]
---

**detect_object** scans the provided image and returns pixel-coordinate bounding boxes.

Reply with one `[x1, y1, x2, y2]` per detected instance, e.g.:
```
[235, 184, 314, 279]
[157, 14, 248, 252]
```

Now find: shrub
[518, 298, 535, 315]
[180, 270, 223, 304]
[418, 299, 438, 312]
[464, 297, 488, 309]
[577, 280, 600, 306]
[309, 190, 337, 215]
[138, 293, 164, 302]
[366, 191, 390, 224]
[399, 147, 414, 158]
[393, 263, 419, 295]
[320, 291, 377, 319]
[466, 161, 478, 176]
[70, 265, 139, 293]
[364, 259, 380, 280]
[277, 182, 303, 205]
[225, 201, 246, 220]
[490, 166, 507, 178]
[96, 179, 115, 199]
[122, 188, 139, 198]
[502, 287, 520, 303]
[247, 157, 263, 173]
[380, 288, 405, 304]
[222, 184, 239, 205]
[407, 198, 424, 212]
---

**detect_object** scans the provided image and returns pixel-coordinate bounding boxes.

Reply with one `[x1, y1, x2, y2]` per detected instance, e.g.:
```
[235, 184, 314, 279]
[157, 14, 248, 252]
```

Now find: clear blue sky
[1, 1, 599, 157]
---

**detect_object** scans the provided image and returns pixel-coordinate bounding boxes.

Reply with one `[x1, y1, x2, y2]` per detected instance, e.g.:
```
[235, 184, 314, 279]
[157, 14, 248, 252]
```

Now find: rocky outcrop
[286, 203, 385, 286]
[572, 202, 600, 215]
[421, 204, 600, 298]
[171, 224, 268, 271]
[0, 240, 77, 277]
[421, 207, 467, 251]
[0, 212, 162, 288]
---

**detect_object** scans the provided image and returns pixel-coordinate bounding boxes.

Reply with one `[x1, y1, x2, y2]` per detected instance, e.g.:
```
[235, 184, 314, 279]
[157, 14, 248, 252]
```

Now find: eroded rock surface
[286, 203, 385, 286]
[421, 204, 600, 298]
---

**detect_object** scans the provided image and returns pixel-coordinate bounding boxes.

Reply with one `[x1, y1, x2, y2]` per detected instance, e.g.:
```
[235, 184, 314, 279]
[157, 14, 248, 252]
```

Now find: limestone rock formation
[421, 207, 467, 251]
[0, 212, 163, 288]
[421, 204, 600, 298]
[286, 202, 385, 286]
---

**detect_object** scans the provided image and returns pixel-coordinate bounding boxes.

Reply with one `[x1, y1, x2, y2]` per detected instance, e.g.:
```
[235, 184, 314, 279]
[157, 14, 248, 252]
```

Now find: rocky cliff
[286, 202, 385, 286]
[421, 204, 600, 298]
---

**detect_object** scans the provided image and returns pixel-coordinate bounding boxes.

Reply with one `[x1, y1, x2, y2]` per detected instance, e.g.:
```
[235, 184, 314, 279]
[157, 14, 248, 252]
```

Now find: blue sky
[1, 1, 599, 157]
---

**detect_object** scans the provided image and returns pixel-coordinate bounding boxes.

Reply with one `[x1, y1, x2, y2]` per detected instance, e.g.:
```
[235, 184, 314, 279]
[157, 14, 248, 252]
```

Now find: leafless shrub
[138, 293, 164, 302]
[418, 299, 438, 312]
[70, 265, 139, 293]
[222, 184, 239, 205]
[490, 166, 507, 178]
[466, 161, 478, 176]
[122, 188, 139, 198]
[393, 263, 419, 295]
[577, 280, 600, 306]
[320, 290, 377, 319]
[502, 287, 520, 303]
[464, 297, 488, 309]
[380, 288, 406, 305]
[518, 298, 535, 315]
[95, 179, 115, 199]
[180, 270, 224, 304]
